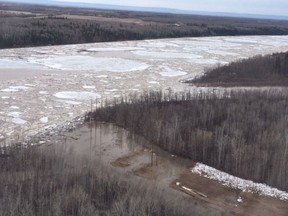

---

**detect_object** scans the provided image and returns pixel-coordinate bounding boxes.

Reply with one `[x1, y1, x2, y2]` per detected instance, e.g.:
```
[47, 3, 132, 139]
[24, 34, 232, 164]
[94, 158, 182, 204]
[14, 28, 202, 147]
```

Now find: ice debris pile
[192, 163, 288, 201]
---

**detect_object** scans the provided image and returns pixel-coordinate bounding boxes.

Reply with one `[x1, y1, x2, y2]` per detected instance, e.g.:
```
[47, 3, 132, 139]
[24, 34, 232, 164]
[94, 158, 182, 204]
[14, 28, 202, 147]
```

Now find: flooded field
[47, 122, 288, 216]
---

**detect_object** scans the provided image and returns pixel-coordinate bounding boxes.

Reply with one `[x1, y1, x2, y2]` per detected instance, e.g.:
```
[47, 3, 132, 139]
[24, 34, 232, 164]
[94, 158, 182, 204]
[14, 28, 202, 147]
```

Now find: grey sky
[3, 0, 288, 16]
[51, 0, 288, 16]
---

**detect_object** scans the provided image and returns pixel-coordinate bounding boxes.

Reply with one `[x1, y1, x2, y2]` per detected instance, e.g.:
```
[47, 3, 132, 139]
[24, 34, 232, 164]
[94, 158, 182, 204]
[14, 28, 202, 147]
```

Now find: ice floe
[7, 112, 22, 118]
[132, 50, 202, 59]
[160, 71, 187, 77]
[40, 117, 49, 123]
[0, 59, 40, 69]
[54, 91, 101, 100]
[39, 91, 48, 95]
[85, 47, 144, 52]
[29, 56, 150, 72]
[12, 118, 27, 125]
[82, 85, 96, 89]
[1, 86, 30, 92]
[55, 100, 82, 105]
[148, 81, 160, 84]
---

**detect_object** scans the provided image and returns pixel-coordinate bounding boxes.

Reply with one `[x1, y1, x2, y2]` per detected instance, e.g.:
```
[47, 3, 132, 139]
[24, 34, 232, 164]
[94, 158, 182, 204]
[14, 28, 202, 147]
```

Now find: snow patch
[192, 163, 288, 201]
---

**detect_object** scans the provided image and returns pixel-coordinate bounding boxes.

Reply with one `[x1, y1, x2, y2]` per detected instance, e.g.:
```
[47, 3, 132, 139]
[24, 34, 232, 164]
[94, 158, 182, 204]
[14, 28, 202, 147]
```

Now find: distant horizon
[1, 0, 288, 20]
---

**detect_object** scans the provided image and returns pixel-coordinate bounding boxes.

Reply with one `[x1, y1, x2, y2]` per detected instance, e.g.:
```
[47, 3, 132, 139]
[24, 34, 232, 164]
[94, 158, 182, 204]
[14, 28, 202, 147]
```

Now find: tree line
[2, 3, 288, 49]
[87, 89, 288, 192]
[189, 51, 288, 86]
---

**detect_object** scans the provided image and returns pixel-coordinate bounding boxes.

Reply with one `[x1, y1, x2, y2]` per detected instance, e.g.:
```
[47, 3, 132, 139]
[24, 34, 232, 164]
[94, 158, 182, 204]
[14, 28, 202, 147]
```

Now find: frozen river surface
[1, 36, 288, 144]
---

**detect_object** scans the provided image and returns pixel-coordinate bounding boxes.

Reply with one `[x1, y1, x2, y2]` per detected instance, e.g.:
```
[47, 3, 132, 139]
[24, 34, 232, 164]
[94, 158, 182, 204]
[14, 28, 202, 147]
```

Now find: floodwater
[58, 122, 193, 175]
[49, 122, 288, 216]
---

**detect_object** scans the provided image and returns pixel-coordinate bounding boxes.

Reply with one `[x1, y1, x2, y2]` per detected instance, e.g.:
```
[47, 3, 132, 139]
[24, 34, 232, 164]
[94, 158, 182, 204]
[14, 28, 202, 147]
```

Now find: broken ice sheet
[54, 91, 101, 100]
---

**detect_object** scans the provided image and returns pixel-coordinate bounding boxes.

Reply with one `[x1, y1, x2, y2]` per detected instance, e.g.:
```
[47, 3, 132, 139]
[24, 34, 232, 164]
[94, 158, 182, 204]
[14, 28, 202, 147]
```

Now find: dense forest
[188, 51, 288, 86]
[87, 90, 288, 192]
[0, 145, 229, 216]
[1, 3, 288, 48]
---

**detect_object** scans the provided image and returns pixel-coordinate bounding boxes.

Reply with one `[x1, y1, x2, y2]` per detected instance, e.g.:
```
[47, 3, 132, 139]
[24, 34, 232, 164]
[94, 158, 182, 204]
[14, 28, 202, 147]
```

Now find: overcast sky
[3, 0, 288, 16]
[49, 0, 288, 16]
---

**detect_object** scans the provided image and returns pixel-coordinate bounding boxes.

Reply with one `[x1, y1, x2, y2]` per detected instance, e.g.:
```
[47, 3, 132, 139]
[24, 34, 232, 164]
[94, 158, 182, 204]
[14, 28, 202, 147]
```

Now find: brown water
[57, 122, 193, 174]
[53, 122, 288, 216]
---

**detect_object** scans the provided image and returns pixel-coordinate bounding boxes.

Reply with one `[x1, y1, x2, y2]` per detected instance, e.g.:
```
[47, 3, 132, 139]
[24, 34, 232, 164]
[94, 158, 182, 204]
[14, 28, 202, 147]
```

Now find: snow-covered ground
[1, 36, 288, 144]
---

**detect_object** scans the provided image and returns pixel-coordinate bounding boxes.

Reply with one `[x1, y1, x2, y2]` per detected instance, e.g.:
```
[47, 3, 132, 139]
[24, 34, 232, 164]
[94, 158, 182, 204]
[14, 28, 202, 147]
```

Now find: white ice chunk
[192, 163, 288, 201]
[39, 91, 48, 95]
[85, 47, 143, 52]
[132, 50, 202, 59]
[40, 117, 49, 123]
[237, 196, 243, 203]
[96, 75, 108, 78]
[12, 118, 27, 125]
[54, 91, 101, 100]
[107, 89, 118, 92]
[29, 56, 150, 72]
[0, 59, 40, 69]
[7, 112, 22, 118]
[1, 88, 19, 92]
[206, 50, 240, 56]
[160, 71, 187, 77]
[56, 100, 82, 105]
[1, 86, 30, 92]
[82, 85, 96, 89]
[148, 81, 160, 84]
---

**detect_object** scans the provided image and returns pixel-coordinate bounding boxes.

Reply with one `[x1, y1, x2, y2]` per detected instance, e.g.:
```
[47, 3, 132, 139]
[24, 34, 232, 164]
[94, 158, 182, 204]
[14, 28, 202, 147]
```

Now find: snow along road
[1, 36, 288, 144]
